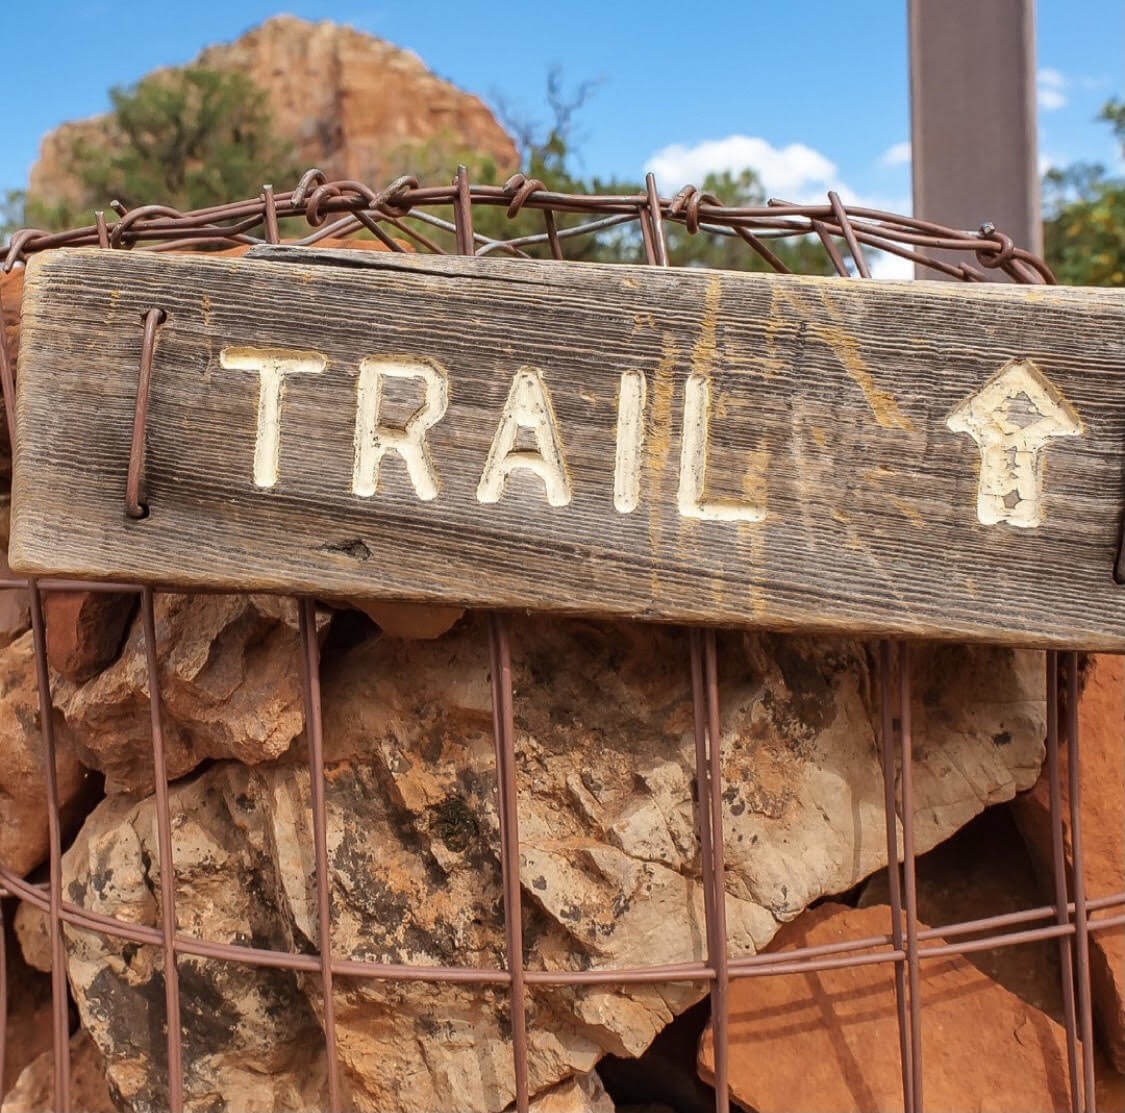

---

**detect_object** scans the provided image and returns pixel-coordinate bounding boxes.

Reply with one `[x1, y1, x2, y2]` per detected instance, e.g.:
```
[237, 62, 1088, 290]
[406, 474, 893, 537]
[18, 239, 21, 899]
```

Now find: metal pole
[909, 0, 1041, 274]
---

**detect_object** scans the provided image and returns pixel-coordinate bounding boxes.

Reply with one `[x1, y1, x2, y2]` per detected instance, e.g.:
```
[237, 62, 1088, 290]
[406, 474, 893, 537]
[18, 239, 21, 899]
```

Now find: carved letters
[220, 347, 1080, 527]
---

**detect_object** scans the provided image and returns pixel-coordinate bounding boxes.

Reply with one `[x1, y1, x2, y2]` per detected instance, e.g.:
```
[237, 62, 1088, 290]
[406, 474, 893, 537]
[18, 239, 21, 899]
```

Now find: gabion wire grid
[0, 167, 1119, 1113]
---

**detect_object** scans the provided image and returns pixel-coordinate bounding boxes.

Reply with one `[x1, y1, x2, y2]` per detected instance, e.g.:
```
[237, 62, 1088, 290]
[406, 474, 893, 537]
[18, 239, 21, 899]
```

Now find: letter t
[219, 346, 327, 488]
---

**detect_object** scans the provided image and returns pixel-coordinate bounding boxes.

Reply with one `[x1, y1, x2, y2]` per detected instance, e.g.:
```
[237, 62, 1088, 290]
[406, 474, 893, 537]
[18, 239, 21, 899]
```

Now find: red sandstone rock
[0, 631, 92, 876]
[861, 808, 1124, 1106]
[44, 590, 135, 683]
[0, 551, 29, 650]
[349, 598, 464, 639]
[698, 903, 1079, 1113]
[0, 925, 52, 1097]
[27, 16, 518, 213]
[1011, 653, 1125, 1073]
[0, 267, 22, 488]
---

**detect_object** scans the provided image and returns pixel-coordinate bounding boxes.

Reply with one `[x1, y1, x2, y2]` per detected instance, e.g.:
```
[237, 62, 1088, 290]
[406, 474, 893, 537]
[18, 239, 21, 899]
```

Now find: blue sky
[4, 1, 1121, 237]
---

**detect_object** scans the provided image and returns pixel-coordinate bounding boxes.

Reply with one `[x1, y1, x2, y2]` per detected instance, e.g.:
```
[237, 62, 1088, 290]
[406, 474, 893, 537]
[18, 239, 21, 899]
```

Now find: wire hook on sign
[125, 307, 167, 520]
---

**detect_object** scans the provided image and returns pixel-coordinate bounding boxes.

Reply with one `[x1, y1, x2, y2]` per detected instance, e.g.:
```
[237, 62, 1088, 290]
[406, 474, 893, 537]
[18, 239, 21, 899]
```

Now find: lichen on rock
[59, 614, 1047, 1112]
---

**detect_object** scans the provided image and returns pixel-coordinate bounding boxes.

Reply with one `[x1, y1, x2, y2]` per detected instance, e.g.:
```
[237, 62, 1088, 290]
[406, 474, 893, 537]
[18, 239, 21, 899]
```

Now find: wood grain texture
[9, 246, 1125, 649]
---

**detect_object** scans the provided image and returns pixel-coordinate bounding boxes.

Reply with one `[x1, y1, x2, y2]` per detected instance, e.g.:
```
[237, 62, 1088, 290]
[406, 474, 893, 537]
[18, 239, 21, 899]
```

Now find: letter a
[678, 375, 765, 522]
[477, 367, 571, 507]
[352, 357, 449, 500]
[220, 347, 327, 488]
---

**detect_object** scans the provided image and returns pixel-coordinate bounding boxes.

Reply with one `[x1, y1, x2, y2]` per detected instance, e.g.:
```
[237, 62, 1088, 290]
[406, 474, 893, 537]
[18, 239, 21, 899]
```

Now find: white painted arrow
[946, 358, 1081, 528]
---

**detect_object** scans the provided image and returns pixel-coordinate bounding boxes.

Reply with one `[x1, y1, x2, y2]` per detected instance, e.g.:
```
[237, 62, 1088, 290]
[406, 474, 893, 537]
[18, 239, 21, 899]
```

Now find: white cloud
[879, 140, 911, 168]
[643, 133, 915, 275]
[644, 135, 838, 199]
[1037, 68, 1067, 111]
[643, 133, 908, 214]
[868, 252, 915, 281]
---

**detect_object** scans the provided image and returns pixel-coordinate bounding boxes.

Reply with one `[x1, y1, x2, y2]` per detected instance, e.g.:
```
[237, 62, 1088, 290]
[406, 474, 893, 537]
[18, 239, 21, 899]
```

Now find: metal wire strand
[0, 171, 1090, 1113]
[690, 628, 729, 1113]
[1064, 651, 1098, 1112]
[898, 641, 924, 1112]
[297, 597, 342, 1112]
[488, 615, 530, 1113]
[28, 582, 70, 1113]
[878, 640, 915, 1111]
[1047, 650, 1083, 1112]
[141, 587, 184, 1113]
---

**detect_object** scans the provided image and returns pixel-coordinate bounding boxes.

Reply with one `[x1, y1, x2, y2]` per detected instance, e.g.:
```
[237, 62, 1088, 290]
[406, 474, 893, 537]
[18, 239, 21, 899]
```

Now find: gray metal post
[909, 0, 1041, 275]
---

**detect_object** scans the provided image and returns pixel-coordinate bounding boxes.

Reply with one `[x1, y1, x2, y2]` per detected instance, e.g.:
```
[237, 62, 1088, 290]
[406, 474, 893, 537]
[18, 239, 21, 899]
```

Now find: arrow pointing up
[946, 358, 1081, 529]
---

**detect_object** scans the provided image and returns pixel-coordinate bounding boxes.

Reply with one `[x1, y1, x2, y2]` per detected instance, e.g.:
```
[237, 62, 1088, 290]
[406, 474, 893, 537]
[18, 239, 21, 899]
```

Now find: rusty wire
[0, 168, 1119, 1113]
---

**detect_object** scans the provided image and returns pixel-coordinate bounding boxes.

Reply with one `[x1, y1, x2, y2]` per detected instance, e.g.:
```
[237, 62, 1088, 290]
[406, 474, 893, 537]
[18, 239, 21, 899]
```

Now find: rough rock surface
[526, 1072, 614, 1112]
[1, 928, 53, 1095]
[44, 590, 136, 683]
[14, 900, 51, 973]
[62, 617, 1046, 1112]
[699, 902, 1077, 1112]
[1, 1029, 114, 1113]
[28, 16, 518, 212]
[64, 780, 330, 1112]
[0, 631, 93, 876]
[0, 552, 29, 650]
[55, 592, 314, 794]
[1012, 653, 1125, 1073]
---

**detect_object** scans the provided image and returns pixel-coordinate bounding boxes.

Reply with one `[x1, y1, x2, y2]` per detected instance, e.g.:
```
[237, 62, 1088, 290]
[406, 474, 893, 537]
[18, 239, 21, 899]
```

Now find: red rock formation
[27, 16, 517, 213]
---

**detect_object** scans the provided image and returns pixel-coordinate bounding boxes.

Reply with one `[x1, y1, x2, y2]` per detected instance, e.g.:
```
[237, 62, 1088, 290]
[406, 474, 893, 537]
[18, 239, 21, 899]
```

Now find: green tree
[1042, 100, 1125, 286]
[14, 66, 301, 232]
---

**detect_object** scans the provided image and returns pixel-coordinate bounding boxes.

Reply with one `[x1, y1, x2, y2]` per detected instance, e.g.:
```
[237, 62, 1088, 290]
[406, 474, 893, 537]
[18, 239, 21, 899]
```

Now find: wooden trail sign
[9, 246, 1125, 649]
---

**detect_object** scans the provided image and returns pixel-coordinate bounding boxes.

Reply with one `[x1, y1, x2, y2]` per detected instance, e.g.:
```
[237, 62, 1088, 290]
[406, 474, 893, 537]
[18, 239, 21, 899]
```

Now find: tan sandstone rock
[27, 16, 518, 215]
[61, 618, 1047, 1112]
[698, 902, 1079, 1112]
[526, 1072, 614, 1112]
[55, 592, 317, 794]
[0, 631, 93, 876]
[13, 901, 51, 974]
[1, 1029, 114, 1113]
[1012, 653, 1125, 1073]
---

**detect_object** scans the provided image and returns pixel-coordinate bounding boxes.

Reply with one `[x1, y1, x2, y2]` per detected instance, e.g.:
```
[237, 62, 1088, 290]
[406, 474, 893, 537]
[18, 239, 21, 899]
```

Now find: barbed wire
[2, 167, 1055, 285]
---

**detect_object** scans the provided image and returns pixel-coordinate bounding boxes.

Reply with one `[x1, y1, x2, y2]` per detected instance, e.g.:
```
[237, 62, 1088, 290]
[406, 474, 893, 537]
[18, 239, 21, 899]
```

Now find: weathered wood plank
[9, 246, 1125, 649]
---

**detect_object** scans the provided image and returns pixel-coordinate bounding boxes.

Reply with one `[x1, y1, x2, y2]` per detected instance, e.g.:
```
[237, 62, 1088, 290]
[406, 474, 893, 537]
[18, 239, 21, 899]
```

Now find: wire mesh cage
[0, 169, 1120, 1113]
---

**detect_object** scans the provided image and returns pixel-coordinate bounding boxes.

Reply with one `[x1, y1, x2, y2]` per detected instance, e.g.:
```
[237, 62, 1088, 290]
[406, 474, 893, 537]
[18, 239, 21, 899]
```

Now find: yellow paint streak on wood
[772, 282, 914, 432]
[863, 465, 895, 482]
[677, 276, 722, 578]
[645, 333, 679, 596]
[632, 312, 657, 334]
[741, 450, 771, 618]
[693, 276, 721, 380]
[888, 496, 925, 528]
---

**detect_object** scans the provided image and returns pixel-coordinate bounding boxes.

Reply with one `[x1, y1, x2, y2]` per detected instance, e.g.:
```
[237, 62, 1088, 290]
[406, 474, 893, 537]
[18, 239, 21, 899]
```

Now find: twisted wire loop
[4, 169, 1119, 1113]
